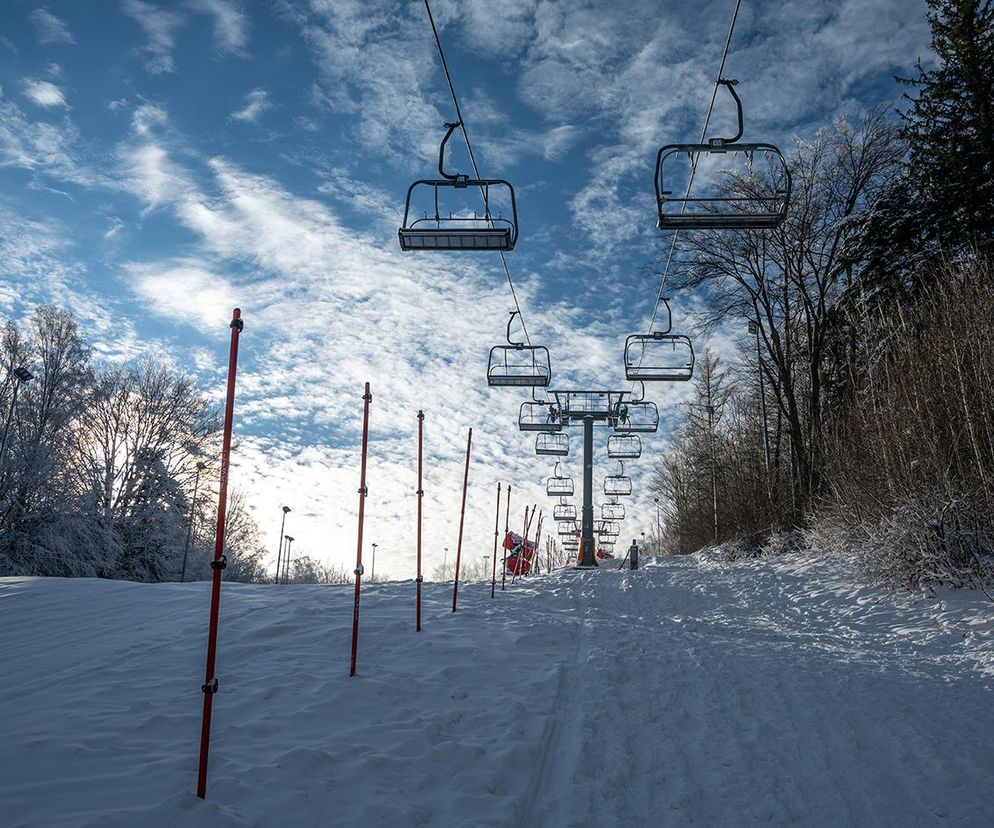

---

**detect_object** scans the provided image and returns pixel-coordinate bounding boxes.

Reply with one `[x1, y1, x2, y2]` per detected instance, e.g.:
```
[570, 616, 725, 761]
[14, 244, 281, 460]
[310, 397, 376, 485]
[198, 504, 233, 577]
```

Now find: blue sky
[0, 0, 931, 577]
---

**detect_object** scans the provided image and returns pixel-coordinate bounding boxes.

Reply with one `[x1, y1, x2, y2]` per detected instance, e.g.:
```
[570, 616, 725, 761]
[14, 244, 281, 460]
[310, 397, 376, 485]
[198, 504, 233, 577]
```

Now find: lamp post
[0, 366, 34, 473]
[282, 535, 294, 584]
[274, 505, 291, 584]
[749, 319, 771, 480]
[654, 496, 662, 555]
[443, 546, 449, 579]
[180, 461, 208, 582]
[371, 543, 377, 581]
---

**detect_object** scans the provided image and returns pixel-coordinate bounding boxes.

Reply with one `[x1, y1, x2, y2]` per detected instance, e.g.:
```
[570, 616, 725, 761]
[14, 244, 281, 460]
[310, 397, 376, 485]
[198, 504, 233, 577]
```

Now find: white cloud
[230, 88, 271, 123]
[186, 0, 249, 54]
[121, 0, 184, 74]
[21, 78, 67, 108]
[30, 8, 76, 45]
[128, 261, 240, 328]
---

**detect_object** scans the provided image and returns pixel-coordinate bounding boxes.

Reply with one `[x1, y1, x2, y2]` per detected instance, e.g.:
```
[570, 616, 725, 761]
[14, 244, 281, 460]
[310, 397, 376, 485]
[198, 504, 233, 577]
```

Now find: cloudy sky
[0, 0, 931, 578]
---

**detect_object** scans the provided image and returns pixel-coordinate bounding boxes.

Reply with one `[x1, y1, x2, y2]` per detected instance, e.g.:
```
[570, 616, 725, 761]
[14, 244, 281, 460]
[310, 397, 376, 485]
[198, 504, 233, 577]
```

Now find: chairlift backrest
[604, 475, 633, 497]
[400, 121, 519, 251]
[654, 80, 791, 231]
[554, 502, 577, 521]
[601, 502, 626, 520]
[488, 311, 552, 387]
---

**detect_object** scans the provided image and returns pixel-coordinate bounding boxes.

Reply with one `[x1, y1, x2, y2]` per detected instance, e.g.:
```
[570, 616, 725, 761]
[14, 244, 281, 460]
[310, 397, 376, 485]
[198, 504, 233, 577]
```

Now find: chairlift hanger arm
[438, 121, 468, 184]
[714, 79, 743, 146]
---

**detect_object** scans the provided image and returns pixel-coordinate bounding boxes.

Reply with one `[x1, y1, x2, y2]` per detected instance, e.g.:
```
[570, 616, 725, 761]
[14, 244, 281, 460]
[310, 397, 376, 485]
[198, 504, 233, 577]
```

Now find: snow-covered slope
[3, 554, 994, 827]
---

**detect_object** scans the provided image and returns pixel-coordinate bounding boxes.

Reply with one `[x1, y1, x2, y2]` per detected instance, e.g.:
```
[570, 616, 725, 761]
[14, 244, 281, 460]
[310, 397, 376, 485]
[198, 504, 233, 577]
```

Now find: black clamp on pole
[210, 555, 227, 571]
[201, 677, 219, 695]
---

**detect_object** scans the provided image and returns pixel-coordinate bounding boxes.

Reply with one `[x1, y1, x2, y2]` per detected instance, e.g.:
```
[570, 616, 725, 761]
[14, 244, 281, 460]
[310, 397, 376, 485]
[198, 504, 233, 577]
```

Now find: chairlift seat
[604, 475, 633, 496]
[536, 432, 569, 456]
[558, 520, 580, 536]
[554, 502, 577, 521]
[489, 345, 551, 387]
[625, 333, 695, 382]
[607, 434, 642, 459]
[547, 477, 575, 497]
[601, 503, 625, 521]
[655, 142, 791, 231]
[613, 401, 659, 434]
[519, 401, 562, 432]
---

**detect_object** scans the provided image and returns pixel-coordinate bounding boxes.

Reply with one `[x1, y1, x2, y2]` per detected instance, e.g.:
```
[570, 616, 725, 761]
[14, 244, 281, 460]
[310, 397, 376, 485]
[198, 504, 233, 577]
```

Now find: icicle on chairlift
[399, 121, 519, 251]
[546, 461, 575, 497]
[655, 79, 791, 231]
[601, 501, 626, 521]
[607, 433, 642, 459]
[554, 499, 577, 522]
[604, 461, 633, 497]
[624, 299, 695, 383]
[488, 310, 552, 388]
[612, 400, 659, 434]
[536, 431, 569, 457]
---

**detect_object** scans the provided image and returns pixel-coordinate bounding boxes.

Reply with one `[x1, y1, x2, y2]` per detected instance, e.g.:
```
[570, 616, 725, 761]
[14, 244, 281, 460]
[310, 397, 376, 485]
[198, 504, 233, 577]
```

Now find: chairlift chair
[601, 502, 626, 521]
[613, 401, 659, 433]
[607, 434, 642, 459]
[558, 520, 580, 536]
[624, 298, 695, 382]
[519, 401, 562, 432]
[554, 501, 577, 521]
[604, 475, 633, 497]
[597, 521, 621, 537]
[655, 80, 791, 231]
[400, 122, 519, 251]
[536, 432, 569, 456]
[546, 462, 575, 497]
[488, 311, 551, 388]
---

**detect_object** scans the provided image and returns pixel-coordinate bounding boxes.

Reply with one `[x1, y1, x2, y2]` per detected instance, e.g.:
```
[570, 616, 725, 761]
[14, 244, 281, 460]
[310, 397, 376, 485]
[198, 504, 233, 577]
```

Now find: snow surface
[3, 553, 994, 827]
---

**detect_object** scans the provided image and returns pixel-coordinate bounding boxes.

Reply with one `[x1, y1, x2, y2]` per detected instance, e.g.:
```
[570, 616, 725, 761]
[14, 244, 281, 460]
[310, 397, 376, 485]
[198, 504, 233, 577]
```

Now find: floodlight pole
[196, 307, 243, 800]
[350, 381, 372, 677]
[580, 415, 596, 567]
[0, 366, 34, 474]
[274, 505, 291, 584]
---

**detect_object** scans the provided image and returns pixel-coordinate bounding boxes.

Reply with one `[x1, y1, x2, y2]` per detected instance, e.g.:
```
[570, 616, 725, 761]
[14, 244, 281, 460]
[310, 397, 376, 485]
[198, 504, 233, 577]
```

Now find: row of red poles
[195, 309, 545, 800]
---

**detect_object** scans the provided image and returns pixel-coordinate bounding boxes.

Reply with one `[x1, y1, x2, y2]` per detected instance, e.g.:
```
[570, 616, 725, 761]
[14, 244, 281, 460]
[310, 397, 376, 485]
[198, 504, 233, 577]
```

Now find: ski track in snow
[3, 552, 994, 826]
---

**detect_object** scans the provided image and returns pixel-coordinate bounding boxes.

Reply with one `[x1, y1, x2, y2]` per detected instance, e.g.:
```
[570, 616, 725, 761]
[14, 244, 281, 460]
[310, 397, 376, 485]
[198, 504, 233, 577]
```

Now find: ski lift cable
[422, 0, 533, 348]
[644, 0, 743, 335]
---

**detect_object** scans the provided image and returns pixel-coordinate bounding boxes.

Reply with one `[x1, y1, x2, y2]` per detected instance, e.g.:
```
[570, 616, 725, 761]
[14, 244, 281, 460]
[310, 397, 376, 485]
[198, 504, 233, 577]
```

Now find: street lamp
[654, 496, 662, 555]
[749, 318, 771, 479]
[0, 366, 34, 472]
[443, 546, 449, 577]
[274, 505, 291, 584]
[371, 543, 378, 580]
[283, 535, 295, 584]
[180, 460, 208, 582]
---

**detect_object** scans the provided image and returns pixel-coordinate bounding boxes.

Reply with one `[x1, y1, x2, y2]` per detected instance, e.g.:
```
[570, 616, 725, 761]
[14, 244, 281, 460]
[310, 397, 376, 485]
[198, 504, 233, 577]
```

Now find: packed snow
[4, 553, 994, 826]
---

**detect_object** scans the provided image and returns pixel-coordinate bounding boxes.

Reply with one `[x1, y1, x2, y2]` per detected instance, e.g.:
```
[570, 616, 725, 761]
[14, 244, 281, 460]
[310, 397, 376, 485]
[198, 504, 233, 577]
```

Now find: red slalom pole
[451, 427, 473, 613]
[416, 410, 424, 632]
[512, 506, 531, 585]
[490, 482, 501, 599]
[350, 382, 372, 677]
[196, 307, 243, 800]
[501, 484, 511, 591]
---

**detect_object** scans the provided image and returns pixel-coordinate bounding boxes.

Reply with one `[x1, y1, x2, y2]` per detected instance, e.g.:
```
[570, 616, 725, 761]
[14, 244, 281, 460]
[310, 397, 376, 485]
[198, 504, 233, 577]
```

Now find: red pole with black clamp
[490, 482, 501, 599]
[416, 410, 424, 632]
[196, 307, 243, 800]
[501, 484, 511, 591]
